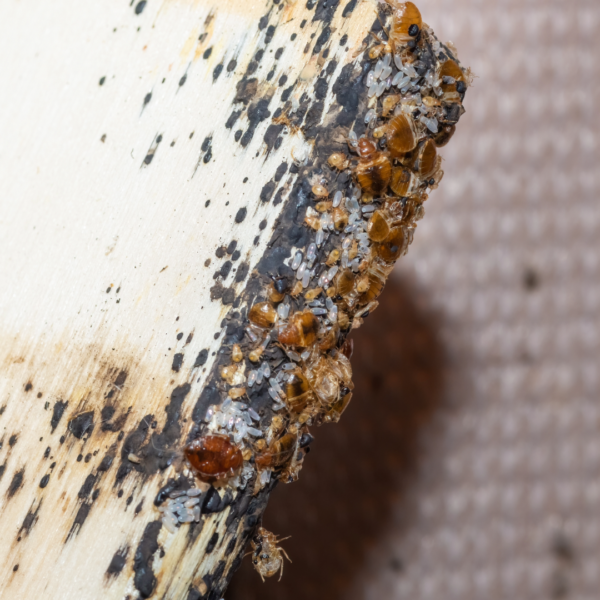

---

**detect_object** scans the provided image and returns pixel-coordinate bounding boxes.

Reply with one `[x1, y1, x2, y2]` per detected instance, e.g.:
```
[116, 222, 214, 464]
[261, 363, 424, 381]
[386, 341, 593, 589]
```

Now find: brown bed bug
[248, 301, 278, 329]
[255, 431, 299, 470]
[278, 310, 319, 348]
[283, 368, 314, 414]
[185, 434, 243, 483]
[386, 113, 418, 158]
[387, 1, 422, 46]
[355, 137, 392, 195]
[250, 527, 291, 581]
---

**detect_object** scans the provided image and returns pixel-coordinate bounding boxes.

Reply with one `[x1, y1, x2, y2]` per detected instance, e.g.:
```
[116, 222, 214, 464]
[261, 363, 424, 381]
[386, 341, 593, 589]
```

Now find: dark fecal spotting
[258, 14, 269, 30]
[342, 0, 357, 17]
[186, 332, 194, 344]
[78, 474, 97, 498]
[24, 381, 33, 392]
[18, 500, 43, 538]
[340, 33, 348, 45]
[50, 400, 68, 433]
[13, 565, 18, 572]
[234, 130, 242, 142]
[259, 219, 267, 231]
[8, 433, 18, 446]
[281, 84, 294, 102]
[68, 411, 95, 439]
[275, 47, 284, 60]
[231, 250, 241, 262]
[177, 332, 184, 341]
[204, 258, 211, 267]
[99, 76, 106, 86]
[7, 467, 25, 498]
[134, 1, 146, 15]
[234, 262, 249, 283]
[266, 69, 275, 82]
[291, 32, 297, 41]
[179, 74, 187, 86]
[213, 64, 223, 81]
[278, 74, 288, 87]
[172, 353, 184, 372]
[37, 392, 43, 398]
[260, 181, 276, 203]
[143, 92, 151, 107]
[235, 207, 247, 224]
[39, 474, 50, 488]
[253, 235, 260, 246]
[226, 110, 241, 129]
[300, 18, 307, 27]
[106, 546, 129, 579]
[265, 25, 276, 44]
[143, 152, 154, 165]
[206, 532, 219, 553]
[135, 499, 144, 514]
[133, 521, 162, 598]
[205, 199, 211, 208]
[203, 47, 212, 59]
[226, 241, 237, 255]
[194, 349, 209, 368]
[313, 25, 331, 54]
[67, 501, 93, 540]
[227, 59, 237, 72]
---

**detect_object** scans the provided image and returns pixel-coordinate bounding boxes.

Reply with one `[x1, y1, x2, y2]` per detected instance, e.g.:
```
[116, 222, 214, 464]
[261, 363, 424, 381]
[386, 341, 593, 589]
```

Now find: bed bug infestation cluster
[158, 0, 470, 565]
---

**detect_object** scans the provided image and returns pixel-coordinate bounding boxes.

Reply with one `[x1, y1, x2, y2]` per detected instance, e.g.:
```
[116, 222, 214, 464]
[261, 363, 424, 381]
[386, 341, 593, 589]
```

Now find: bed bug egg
[388, 1, 422, 46]
[367, 210, 391, 242]
[278, 311, 319, 348]
[386, 113, 418, 158]
[185, 434, 244, 483]
[248, 301, 278, 329]
[328, 152, 349, 170]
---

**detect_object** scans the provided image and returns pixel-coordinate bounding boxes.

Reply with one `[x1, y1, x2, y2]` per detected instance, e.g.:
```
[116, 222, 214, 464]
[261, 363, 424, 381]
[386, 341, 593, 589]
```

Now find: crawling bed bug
[387, 1, 422, 47]
[386, 113, 418, 158]
[255, 431, 299, 470]
[250, 527, 291, 581]
[184, 434, 243, 483]
[248, 301, 278, 329]
[278, 310, 319, 348]
[355, 137, 391, 195]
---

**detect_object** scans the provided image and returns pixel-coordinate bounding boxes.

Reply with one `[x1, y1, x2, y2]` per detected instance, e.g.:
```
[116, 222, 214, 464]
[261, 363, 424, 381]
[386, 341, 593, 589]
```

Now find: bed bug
[376, 226, 406, 264]
[434, 124, 456, 147]
[389, 166, 417, 197]
[387, 1, 422, 47]
[358, 261, 394, 304]
[255, 432, 299, 469]
[439, 58, 466, 95]
[278, 310, 319, 348]
[312, 184, 328, 197]
[328, 152, 349, 170]
[250, 528, 291, 581]
[355, 137, 391, 195]
[336, 268, 356, 296]
[283, 368, 314, 413]
[386, 113, 418, 158]
[367, 210, 392, 243]
[248, 302, 278, 329]
[231, 344, 243, 362]
[414, 139, 438, 179]
[307, 353, 353, 408]
[185, 434, 243, 483]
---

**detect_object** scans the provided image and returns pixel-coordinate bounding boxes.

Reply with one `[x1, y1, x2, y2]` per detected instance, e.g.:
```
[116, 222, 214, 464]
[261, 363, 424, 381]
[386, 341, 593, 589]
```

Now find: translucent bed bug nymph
[184, 434, 244, 483]
[250, 527, 291, 581]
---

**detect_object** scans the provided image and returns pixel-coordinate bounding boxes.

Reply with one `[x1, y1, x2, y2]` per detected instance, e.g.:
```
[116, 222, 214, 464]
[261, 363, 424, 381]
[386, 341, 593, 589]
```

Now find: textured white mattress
[228, 0, 600, 598]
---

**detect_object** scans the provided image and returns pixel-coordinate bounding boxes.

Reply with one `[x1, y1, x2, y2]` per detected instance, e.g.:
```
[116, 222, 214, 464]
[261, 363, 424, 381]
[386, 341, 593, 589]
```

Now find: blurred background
[228, 0, 600, 598]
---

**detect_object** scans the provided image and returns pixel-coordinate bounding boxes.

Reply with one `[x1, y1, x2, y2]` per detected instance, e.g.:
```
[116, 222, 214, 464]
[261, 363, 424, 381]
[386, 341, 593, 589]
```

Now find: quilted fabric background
[228, 0, 600, 598]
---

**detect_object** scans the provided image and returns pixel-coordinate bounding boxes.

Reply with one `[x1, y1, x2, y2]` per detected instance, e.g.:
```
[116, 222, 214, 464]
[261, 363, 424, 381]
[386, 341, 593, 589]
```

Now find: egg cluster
[159, 2, 470, 536]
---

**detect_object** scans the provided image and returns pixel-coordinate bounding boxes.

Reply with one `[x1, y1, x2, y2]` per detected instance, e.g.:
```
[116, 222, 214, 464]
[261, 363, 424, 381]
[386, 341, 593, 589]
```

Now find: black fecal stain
[7, 467, 25, 498]
[313, 25, 331, 54]
[210, 282, 224, 301]
[133, 520, 162, 598]
[234, 78, 258, 104]
[265, 25, 276, 44]
[179, 74, 187, 87]
[281, 84, 295, 102]
[227, 59, 237, 72]
[254, 49, 265, 63]
[222, 288, 235, 305]
[231, 250, 241, 262]
[177, 332, 184, 341]
[326, 59, 338, 76]
[220, 261, 233, 279]
[194, 349, 209, 368]
[51, 400, 68, 432]
[263, 123, 285, 154]
[98, 453, 114, 472]
[213, 63, 224, 81]
[115, 416, 152, 483]
[134, 1, 146, 15]
[203, 47, 213, 59]
[172, 353, 184, 373]
[303, 100, 325, 138]
[68, 411, 95, 439]
[340, 33, 348, 45]
[235, 207, 247, 223]
[306, 0, 316, 9]
[202, 487, 223, 514]
[18, 499, 43, 538]
[333, 62, 361, 127]
[235, 262, 249, 283]
[8, 433, 18, 447]
[0, 462, 5, 481]
[342, 0, 357, 17]
[241, 97, 272, 147]
[43, 446, 50, 458]
[135, 499, 144, 515]
[143, 92, 152, 107]
[260, 181, 276, 203]
[227, 240, 237, 255]
[258, 14, 269, 30]
[259, 219, 267, 231]
[275, 47, 284, 60]
[78, 474, 97, 498]
[24, 381, 33, 392]
[266, 69, 275, 82]
[226, 110, 242, 129]
[106, 546, 129, 579]
[39, 474, 50, 488]
[313, 0, 341, 23]
[315, 77, 329, 100]
[99, 76, 106, 86]
[206, 532, 219, 553]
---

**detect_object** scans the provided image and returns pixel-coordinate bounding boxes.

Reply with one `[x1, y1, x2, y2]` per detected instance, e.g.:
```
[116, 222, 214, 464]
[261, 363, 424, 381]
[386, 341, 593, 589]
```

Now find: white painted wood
[0, 0, 377, 598]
